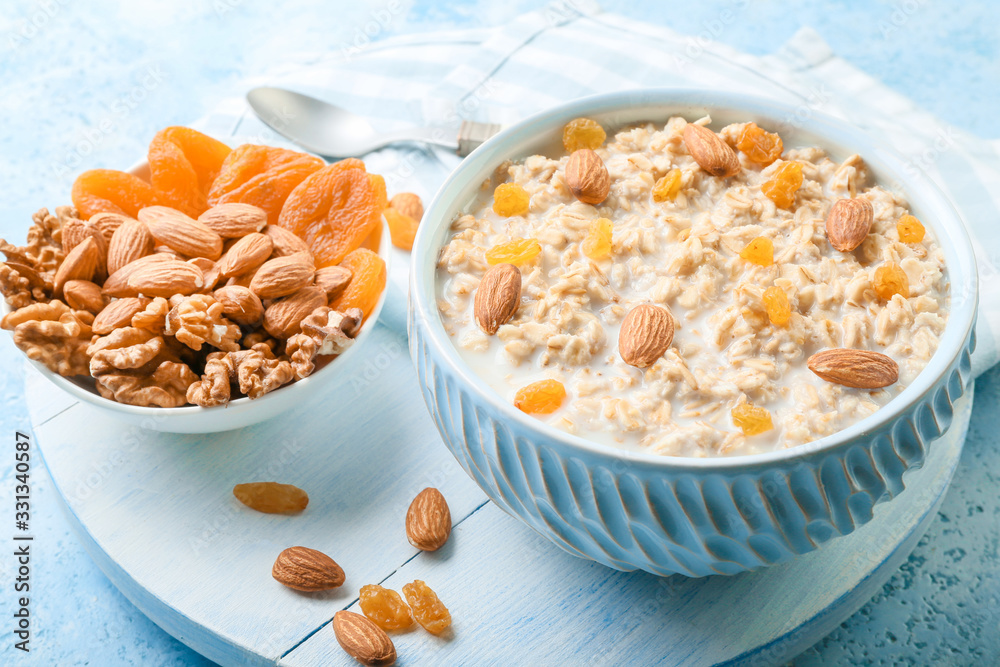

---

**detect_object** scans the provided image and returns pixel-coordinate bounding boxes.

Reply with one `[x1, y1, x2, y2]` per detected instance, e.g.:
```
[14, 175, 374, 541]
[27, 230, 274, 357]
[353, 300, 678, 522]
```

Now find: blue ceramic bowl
[408, 90, 978, 577]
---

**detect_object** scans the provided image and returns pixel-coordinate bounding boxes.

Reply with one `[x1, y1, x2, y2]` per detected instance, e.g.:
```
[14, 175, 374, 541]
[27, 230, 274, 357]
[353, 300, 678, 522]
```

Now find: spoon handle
[457, 121, 503, 157]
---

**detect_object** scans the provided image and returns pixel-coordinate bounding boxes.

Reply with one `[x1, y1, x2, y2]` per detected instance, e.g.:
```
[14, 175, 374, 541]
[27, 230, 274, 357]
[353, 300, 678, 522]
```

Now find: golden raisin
[740, 237, 774, 267]
[760, 161, 803, 209]
[486, 238, 541, 266]
[652, 169, 683, 203]
[492, 183, 530, 217]
[762, 286, 791, 327]
[581, 218, 613, 259]
[514, 379, 566, 415]
[359, 585, 414, 631]
[232, 482, 308, 514]
[896, 214, 925, 243]
[562, 117, 606, 152]
[732, 403, 773, 436]
[736, 122, 783, 166]
[402, 580, 451, 635]
[873, 262, 910, 300]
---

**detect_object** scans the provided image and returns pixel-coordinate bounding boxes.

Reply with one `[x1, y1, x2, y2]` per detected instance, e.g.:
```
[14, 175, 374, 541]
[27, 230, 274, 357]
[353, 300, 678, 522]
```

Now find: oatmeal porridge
[435, 116, 949, 457]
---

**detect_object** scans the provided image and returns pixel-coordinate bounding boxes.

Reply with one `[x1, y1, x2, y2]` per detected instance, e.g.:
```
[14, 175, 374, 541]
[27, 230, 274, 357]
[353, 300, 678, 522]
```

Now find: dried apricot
[896, 214, 925, 243]
[232, 482, 308, 514]
[873, 261, 909, 300]
[71, 169, 161, 220]
[384, 207, 419, 251]
[402, 580, 451, 635]
[207, 145, 325, 225]
[562, 117, 606, 152]
[762, 286, 791, 326]
[486, 238, 541, 266]
[492, 183, 530, 217]
[732, 403, 773, 436]
[514, 379, 566, 415]
[359, 585, 414, 631]
[581, 218, 613, 260]
[760, 161, 803, 209]
[329, 248, 386, 320]
[148, 127, 231, 216]
[652, 169, 683, 202]
[739, 237, 774, 267]
[278, 161, 387, 267]
[736, 122, 783, 166]
[360, 217, 383, 252]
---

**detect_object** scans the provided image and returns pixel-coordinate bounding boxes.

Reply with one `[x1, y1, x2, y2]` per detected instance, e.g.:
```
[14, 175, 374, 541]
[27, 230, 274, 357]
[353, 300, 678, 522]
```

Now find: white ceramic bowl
[2, 160, 391, 433]
[409, 89, 979, 576]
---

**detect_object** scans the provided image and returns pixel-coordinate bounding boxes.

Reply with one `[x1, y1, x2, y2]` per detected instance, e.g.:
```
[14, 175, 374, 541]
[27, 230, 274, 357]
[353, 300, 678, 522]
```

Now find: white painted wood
[28, 327, 973, 666]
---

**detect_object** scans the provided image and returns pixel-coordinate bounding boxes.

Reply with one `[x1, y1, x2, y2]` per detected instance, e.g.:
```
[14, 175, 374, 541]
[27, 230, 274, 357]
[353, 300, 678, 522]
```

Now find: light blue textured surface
[0, 1, 998, 665]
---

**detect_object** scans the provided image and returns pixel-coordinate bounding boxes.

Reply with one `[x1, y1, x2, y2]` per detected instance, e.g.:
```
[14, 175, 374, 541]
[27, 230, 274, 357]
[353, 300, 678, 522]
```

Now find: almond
[263, 286, 327, 339]
[389, 192, 423, 222]
[213, 285, 264, 325]
[60, 219, 89, 253]
[683, 123, 741, 178]
[63, 222, 109, 282]
[219, 232, 273, 278]
[93, 297, 150, 334]
[53, 236, 100, 297]
[313, 265, 353, 300]
[107, 219, 155, 274]
[474, 263, 521, 335]
[63, 280, 105, 314]
[126, 259, 204, 298]
[406, 487, 452, 551]
[807, 348, 898, 388]
[188, 257, 222, 291]
[233, 482, 308, 514]
[102, 253, 175, 297]
[271, 546, 345, 591]
[138, 206, 223, 260]
[89, 211, 130, 243]
[250, 255, 315, 299]
[333, 611, 396, 666]
[197, 203, 267, 238]
[565, 149, 611, 205]
[825, 198, 874, 252]
[264, 224, 312, 257]
[619, 304, 674, 368]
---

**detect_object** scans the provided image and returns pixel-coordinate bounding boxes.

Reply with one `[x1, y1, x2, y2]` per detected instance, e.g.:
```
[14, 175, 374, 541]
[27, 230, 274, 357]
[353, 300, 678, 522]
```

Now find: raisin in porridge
[435, 116, 949, 457]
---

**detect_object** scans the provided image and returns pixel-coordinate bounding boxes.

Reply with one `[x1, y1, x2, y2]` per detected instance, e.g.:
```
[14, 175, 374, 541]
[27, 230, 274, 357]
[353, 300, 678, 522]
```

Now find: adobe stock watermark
[672, 0, 750, 70]
[340, 1, 404, 62]
[878, 0, 930, 40]
[6, 0, 66, 53]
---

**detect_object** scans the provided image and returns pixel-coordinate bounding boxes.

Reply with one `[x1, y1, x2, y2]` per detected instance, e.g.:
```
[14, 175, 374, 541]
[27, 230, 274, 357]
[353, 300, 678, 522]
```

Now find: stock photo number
[12, 431, 32, 653]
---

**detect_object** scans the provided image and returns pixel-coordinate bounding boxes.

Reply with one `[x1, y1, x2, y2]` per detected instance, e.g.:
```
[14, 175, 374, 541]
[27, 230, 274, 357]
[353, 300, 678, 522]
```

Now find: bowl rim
[2, 155, 392, 419]
[410, 88, 979, 471]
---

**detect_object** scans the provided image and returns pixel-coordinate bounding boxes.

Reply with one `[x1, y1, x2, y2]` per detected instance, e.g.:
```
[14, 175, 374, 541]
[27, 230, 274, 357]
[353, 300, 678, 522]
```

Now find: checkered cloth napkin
[200, 1, 1000, 377]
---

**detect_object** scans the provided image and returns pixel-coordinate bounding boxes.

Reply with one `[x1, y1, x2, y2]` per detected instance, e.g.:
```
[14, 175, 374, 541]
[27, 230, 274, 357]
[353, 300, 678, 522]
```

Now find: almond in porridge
[435, 116, 949, 457]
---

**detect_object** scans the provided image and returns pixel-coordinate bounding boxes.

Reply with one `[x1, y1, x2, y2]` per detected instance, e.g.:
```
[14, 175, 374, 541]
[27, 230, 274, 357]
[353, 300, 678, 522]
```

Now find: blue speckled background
[1, 1, 997, 664]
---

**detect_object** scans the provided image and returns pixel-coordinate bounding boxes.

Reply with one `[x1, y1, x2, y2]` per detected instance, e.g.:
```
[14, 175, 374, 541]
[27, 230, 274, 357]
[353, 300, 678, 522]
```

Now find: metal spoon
[246, 87, 501, 158]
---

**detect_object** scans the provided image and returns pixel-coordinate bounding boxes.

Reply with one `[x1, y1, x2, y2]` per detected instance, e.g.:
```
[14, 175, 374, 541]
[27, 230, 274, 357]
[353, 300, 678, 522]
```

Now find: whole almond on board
[825, 198, 874, 252]
[233, 482, 308, 514]
[219, 232, 273, 278]
[107, 219, 155, 274]
[619, 304, 675, 368]
[102, 253, 175, 297]
[92, 297, 150, 334]
[333, 611, 396, 667]
[90, 211, 130, 243]
[565, 149, 611, 205]
[188, 257, 222, 291]
[389, 192, 423, 222]
[271, 546, 345, 591]
[250, 255, 315, 299]
[263, 285, 327, 339]
[683, 123, 741, 178]
[406, 487, 452, 551]
[138, 206, 223, 260]
[197, 203, 267, 238]
[53, 236, 100, 297]
[126, 260, 204, 298]
[474, 263, 521, 335]
[213, 285, 264, 325]
[807, 348, 898, 389]
[313, 265, 353, 300]
[264, 224, 312, 258]
[63, 280, 105, 314]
